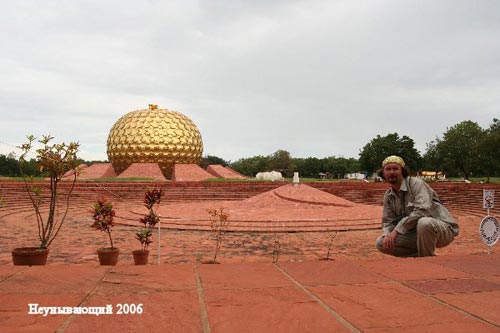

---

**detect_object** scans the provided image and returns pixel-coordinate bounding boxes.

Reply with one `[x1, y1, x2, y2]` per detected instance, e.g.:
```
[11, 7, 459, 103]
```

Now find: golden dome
[107, 105, 203, 178]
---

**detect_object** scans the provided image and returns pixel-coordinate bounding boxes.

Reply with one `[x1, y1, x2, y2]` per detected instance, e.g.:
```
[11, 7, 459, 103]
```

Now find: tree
[434, 120, 484, 180]
[0, 153, 20, 176]
[231, 150, 294, 177]
[330, 157, 360, 178]
[268, 149, 294, 177]
[292, 156, 360, 178]
[293, 158, 306, 176]
[231, 155, 269, 177]
[422, 140, 443, 172]
[199, 155, 229, 169]
[293, 157, 322, 178]
[478, 118, 500, 181]
[359, 133, 422, 174]
[0, 153, 43, 177]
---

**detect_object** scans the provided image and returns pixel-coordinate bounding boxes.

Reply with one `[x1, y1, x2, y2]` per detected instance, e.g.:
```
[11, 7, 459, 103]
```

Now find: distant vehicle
[345, 172, 367, 180]
[419, 171, 446, 181]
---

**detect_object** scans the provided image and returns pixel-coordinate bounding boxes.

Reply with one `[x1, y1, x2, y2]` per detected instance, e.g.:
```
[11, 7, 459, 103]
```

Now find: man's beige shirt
[382, 177, 459, 236]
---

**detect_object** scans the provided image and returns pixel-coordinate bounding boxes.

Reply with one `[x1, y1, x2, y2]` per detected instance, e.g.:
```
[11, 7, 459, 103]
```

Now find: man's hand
[383, 229, 398, 250]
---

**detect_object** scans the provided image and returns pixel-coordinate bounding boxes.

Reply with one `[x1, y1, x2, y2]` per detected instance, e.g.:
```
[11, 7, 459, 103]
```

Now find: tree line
[0, 154, 99, 178]
[229, 118, 500, 180]
[228, 151, 359, 179]
[1, 119, 498, 180]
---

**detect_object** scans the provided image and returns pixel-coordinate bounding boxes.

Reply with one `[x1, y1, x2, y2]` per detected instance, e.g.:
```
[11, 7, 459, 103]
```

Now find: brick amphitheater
[1, 175, 499, 265]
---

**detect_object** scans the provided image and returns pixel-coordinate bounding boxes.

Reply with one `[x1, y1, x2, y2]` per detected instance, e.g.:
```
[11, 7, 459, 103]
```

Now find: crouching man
[375, 156, 459, 257]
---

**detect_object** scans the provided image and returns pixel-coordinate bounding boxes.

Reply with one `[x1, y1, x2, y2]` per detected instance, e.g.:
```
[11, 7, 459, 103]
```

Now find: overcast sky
[1, 0, 499, 162]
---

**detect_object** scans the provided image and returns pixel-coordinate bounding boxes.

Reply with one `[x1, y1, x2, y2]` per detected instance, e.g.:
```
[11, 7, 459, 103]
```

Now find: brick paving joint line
[408, 285, 500, 330]
[55, 267, 113, 333]
[195, 265, 211, 333]
[274, 263, 362, 333]
[1, 266, 29, 282]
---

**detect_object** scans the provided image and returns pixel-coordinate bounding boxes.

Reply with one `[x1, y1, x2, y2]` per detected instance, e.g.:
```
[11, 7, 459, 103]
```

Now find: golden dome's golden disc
[107, 105, 203, 177]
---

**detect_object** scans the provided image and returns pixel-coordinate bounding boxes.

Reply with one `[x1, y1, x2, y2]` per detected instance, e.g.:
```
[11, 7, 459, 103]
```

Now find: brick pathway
[1, 182, 499, 332]
[1, 254, 499, 332]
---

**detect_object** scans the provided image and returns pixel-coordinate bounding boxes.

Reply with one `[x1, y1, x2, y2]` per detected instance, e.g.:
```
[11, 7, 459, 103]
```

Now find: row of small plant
[90, 199, 336, 264]
[90, 194, 232, 265]
[90, 188, 162, 265]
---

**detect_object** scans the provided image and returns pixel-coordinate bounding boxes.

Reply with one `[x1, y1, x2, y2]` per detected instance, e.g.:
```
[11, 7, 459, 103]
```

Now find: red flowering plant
[136, 189, 162, 251]
[91, 198, 116, 249]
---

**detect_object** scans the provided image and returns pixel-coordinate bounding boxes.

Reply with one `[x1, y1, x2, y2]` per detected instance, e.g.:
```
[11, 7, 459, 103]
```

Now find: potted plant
[91, 198, 119, 265]
[11, 135, 80, 265]
[133, 188, 162, 265]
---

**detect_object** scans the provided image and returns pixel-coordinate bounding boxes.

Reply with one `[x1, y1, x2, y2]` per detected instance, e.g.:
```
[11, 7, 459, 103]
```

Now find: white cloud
[1, 0, 499, 162]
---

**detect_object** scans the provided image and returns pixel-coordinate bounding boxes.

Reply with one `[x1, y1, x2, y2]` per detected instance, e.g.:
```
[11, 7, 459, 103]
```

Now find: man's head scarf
[382, 155, 405, 167]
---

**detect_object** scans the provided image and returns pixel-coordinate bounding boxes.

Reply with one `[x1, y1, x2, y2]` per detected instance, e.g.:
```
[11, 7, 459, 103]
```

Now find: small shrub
[91, 198, 116, 249]
[206, 208, 230, 263]
[271, 233, 282, 263]
[323, 230, 338, 261]
[136, 188, 162, 251]
[18, 134, 80, 249]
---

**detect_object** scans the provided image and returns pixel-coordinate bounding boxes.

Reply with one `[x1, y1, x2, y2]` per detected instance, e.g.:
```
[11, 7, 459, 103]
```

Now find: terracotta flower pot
[132, 250, 149, 265]
[12, 247, 49, 266]
[97, 247, 119, 266]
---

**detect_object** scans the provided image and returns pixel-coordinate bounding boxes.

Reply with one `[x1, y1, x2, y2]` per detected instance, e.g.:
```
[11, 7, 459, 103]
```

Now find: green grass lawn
[447, 177, 500, 184]
[2, 176, 499, 183]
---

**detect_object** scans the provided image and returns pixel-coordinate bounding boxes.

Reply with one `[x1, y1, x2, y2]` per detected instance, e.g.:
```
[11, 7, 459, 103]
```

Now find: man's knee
[417, 217, 436, 235]
[417, 217, 455, 248]
[375, 235, 393, 255]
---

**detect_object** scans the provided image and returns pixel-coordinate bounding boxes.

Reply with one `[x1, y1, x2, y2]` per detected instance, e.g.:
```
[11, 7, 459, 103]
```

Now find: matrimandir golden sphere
[107, 105, 203, 177]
